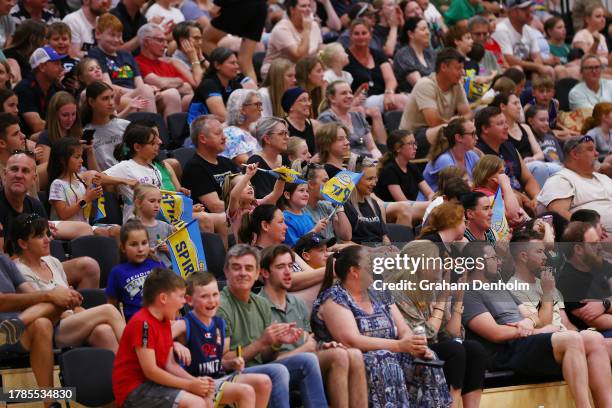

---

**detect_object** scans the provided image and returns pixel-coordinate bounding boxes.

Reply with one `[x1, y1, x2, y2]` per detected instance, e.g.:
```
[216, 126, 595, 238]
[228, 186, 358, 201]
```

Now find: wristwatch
[602, 298, 611, 313]
[79, 200, 87, 208]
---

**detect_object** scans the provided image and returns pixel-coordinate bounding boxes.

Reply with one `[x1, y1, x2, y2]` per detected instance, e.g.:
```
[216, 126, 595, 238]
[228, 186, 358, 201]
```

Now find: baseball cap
[505, 0, 534, 8]
[30, 46, 67, 70]
[293, 233, 336, 256]
[562, 135, 595, 155]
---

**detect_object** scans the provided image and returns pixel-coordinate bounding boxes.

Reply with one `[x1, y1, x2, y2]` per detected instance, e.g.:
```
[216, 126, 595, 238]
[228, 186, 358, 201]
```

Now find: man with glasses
[537, 135, 612, 236]
[135, 23, 194, 113]
[569, 54, 612, 110]
[467, 15, 504, 72]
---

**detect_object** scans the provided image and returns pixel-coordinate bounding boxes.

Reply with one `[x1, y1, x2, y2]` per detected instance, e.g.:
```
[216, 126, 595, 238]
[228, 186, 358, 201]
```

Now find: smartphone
[82, 129, 96, 145]
[413, 357, 445, 367]
[541, 215, 554, 227]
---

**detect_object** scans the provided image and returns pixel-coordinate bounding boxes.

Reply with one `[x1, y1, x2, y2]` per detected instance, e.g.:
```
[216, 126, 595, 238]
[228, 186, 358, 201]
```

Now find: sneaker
[0, 318, 26, 346]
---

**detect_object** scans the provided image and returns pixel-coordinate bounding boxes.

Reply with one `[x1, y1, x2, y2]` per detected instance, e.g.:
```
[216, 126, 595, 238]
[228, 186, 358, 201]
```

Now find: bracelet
[431, 315, 443, 321]
[271, 344, 281, 352]
[191, 60, 201, 66]
[433, 306, 445, 313]
[526, 316, 537, 327]
[384, 89, 394, 94]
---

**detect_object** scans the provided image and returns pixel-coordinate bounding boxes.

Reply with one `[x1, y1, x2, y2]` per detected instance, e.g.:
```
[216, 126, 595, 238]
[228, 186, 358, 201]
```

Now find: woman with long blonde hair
[259, 58, 296, 118]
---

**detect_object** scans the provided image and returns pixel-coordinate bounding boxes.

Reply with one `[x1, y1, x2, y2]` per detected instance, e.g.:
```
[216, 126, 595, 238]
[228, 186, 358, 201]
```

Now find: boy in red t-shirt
[112, 268, 214, 408]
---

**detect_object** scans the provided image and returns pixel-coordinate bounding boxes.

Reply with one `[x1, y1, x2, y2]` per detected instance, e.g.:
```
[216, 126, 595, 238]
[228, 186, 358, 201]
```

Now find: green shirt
[259, 289, 310, 353]
[217, 286, 272, 366]
[444, 0, 483, 26]
[548, 42, 570, 64]
[153, 161, 176, 191]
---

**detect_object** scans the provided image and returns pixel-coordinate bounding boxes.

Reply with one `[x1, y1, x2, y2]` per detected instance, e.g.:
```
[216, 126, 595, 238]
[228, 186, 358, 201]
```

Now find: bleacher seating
[125, 112, 170, 147]
[201, 232, 226, 280]
[78, 288, 107, 310]
[171, 147, 196, 170]
[70, 236, 120, 288]
[59, 348, 115, 408]
[167, 112, 190, 148]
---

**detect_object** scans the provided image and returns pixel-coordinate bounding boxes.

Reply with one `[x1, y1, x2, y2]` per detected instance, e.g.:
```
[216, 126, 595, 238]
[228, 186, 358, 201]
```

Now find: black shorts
[495, 333, 561, 377]
[211, 0, 267, 42]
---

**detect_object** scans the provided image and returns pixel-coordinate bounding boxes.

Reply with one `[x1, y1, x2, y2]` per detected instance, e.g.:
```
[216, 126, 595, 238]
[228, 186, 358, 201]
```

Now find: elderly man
[218, 244, 328, 408]
[13, 46, 64, 135]
[0, 152, 100, 289]
[63, 0, 111, 57]
[537, 135, 612, 235]
[135, 23, 194, 113]
[491, 0, 554, 78]
[399, 47, 471, 159]
[569, 54, 612, 111]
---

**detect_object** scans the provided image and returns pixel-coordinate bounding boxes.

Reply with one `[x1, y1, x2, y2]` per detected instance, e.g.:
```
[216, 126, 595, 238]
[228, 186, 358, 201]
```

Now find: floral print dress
[311, 282, 452, 408]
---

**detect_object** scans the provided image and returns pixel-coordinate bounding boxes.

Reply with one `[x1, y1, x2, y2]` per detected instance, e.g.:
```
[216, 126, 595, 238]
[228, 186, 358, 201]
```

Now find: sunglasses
[11, 149, 35, 157]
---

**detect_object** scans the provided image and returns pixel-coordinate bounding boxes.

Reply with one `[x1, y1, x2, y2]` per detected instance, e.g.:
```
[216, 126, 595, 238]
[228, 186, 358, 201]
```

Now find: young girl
[81, 81, 132, 171]
[281, 182, 328, 247]
[132, 184, 174, 268]
[47, 138, 121, 238]
[106, 219, 166, 321]
[319, 43, 353, 86]
[102, 124, 165, 223]
[287, 136, 312, 162]
[36, 91, 85, 165]
[8, 213, 125, 352]
[296, 57, 326, 118]
[223, 163, 285, 239]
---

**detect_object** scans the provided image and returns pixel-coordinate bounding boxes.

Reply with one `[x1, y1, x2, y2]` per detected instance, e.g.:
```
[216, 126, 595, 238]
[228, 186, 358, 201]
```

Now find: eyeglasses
[269, 130, 289, 137]
[582, 65, 602, 72]
[147, 36, 167, 43]
[462, 130, 477, 137]
[471, 31, 489, 37]
[243, 102, 264, 109]
[568, 135, 594, 151]
[11, 149, 35, 157]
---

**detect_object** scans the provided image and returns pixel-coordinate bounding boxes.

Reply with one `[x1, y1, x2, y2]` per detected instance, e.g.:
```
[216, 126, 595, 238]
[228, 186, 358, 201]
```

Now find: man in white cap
[13, 45, 65, 135]
[491, 0, 554, 77]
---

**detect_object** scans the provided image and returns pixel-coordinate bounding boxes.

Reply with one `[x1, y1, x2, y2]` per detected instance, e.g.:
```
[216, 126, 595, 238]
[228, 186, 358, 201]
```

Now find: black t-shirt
[14, 76, 62, 135]
[324, 163, 342, 179]
[189, 74, 243, 122]
[374, 160, 424, 202]
[346, 47, 388, 95]
[344, 198, 388, 244]
[287, 118, 316, 155]
[476, 139, 523, 191]
[246, 154, 291, 199]
[182, 153, 238, 204]
[558, 261, 612, 330]
[0, 189, 47, 238]
[110, 1, 147, 51]
[88, 47, 141, 89]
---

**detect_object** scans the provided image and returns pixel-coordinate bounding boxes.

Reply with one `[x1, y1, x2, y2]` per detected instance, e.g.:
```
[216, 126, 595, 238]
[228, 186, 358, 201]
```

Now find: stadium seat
[126, 112, 170, 147]
[383, 110, 403, 133]
[50, 239, 69, 262]
[95, 191, 123, 226]
[171, 147, 196, 170]
[59, 347, 115, 408]
[70, 236, 119, 288]
[386, 223, 415, 244]
[79, 288, 107, 309]
[201, 232, 226, 280]
[37, 190, 51, 218]
[555, 78, 579, 112]
[167, 112, 189, 148]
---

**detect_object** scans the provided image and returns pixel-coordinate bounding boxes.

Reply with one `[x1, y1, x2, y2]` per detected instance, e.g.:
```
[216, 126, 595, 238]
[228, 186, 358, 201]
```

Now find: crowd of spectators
[1, 0, 612, 407]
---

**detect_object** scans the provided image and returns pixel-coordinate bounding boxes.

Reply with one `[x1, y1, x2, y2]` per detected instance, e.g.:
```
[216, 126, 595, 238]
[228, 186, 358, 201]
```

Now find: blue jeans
[243, 353, 327, 408]
[526, 161, 563, 188]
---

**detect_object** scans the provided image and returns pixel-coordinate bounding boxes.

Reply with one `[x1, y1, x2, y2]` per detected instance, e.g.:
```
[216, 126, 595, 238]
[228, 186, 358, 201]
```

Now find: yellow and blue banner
[491, 186, 510, 241]
[265, 167, 306, 184]
[84, 195, 106, 224]
[159, 190, 193, 229]
[165, 219, 207, 279]
[321, 170, 363, 205]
